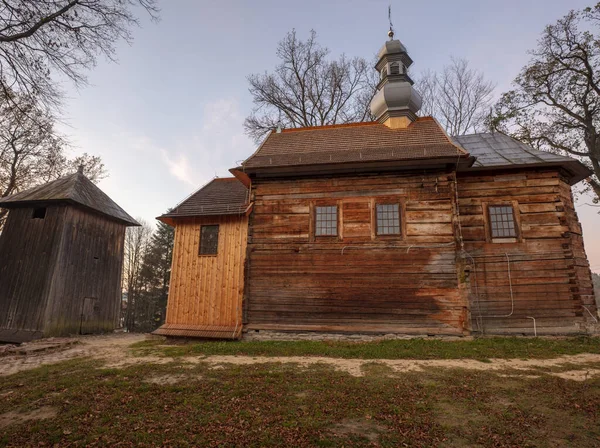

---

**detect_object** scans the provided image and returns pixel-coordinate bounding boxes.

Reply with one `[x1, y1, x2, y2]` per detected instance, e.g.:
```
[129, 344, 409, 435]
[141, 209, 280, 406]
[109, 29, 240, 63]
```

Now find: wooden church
[0, 167, 139, 343]
[155, 32, 598, 340]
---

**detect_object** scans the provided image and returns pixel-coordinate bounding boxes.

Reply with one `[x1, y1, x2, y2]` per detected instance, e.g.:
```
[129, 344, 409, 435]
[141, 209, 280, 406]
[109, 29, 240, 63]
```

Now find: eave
[156, 203, 253, 227]
[458, 160, 592, 186]
[239, 155, 475, 178]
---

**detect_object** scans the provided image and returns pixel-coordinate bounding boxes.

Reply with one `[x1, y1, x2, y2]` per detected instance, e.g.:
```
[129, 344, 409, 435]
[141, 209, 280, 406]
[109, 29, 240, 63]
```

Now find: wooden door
[80, 297, 101, 334]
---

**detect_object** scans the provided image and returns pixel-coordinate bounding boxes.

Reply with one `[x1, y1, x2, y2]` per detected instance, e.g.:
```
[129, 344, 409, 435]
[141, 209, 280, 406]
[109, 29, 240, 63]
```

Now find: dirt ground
[2, 333, 600, 380]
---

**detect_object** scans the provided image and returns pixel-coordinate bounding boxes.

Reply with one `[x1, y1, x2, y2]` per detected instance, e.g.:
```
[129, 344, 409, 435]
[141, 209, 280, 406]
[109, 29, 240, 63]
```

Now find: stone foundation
[241, 330, 469, 342]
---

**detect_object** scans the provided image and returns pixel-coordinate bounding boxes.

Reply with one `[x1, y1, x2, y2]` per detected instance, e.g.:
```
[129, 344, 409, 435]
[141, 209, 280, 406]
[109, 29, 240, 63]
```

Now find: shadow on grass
[130, 336, 600, 361]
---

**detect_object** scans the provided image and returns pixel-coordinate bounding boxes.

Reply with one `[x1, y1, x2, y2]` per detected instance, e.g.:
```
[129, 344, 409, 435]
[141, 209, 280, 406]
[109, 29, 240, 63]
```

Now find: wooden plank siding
[0, 205, 68, 340]
[0, 205, 127, 342]
[44, 207, 126, 336]
[245, 172, 469, 336]
[457, 169, 597, 335]
[159, 215, 247, 339]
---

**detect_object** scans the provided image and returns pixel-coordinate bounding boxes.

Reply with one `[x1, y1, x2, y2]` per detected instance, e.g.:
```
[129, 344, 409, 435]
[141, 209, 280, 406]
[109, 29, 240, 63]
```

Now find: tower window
[390, 63, 400, 75]
[32, 207, 46, 220]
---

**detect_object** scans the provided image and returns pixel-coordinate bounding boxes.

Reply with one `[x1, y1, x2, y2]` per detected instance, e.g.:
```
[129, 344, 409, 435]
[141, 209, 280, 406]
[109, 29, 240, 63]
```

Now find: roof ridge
[279, 116, 438, 134]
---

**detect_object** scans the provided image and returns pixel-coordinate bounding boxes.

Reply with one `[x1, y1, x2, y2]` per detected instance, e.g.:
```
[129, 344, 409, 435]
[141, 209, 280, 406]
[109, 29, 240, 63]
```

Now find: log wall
[161, 215, 248, 338]
[245, 172, 469, 335]
[457, 169, 597, 335]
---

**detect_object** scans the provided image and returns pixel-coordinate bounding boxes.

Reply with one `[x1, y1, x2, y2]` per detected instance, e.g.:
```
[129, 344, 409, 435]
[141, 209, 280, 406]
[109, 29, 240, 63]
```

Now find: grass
[130, 336, 600, 360]
[1, 356, 600, 447]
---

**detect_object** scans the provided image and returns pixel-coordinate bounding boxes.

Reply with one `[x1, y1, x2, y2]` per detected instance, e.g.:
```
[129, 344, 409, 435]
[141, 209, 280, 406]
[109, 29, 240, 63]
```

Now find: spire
[369, 19, 422, 129]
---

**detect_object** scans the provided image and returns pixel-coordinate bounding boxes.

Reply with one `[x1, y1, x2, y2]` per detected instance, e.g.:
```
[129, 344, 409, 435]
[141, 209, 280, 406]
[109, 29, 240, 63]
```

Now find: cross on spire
[388, 4, 394, 40]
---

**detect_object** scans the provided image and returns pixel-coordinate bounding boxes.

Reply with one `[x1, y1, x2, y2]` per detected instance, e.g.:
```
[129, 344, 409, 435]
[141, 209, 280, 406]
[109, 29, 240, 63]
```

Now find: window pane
[315, 206, 337, 236]
[376, 203, 401, 235]
[200, 225, 219, 254]
[488, 206, 517, 238]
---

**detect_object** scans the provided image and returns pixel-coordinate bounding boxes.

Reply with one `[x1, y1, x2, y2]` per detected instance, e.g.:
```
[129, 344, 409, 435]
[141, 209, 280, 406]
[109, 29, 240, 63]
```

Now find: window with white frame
[376, 203, 401, 235]
[488, 205, 517, 238]
[315, 206, 338, 236]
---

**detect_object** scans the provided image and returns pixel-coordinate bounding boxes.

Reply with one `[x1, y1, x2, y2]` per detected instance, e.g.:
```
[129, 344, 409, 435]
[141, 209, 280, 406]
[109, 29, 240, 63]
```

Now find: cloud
[117, 97, 253, 191]
[201, 98, 242, 132]
[162, 98, 254, 188]
[161, 150, 196, 187]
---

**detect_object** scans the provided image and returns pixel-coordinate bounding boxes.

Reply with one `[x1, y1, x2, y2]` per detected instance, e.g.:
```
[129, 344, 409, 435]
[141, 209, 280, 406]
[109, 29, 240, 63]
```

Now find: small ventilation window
[32, 207, 46, 220]
[390, 63, 400, 75]
[380, 67, 387, 79]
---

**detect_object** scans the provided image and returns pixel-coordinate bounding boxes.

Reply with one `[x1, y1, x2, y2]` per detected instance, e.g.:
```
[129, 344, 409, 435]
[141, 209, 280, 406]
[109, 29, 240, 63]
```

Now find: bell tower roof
[377, 39, 408, 60]
[369, 31, 422, 129]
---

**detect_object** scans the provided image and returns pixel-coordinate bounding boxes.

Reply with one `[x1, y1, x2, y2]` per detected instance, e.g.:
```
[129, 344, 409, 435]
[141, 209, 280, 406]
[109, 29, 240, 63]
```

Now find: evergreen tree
[134, 219, 174, 332]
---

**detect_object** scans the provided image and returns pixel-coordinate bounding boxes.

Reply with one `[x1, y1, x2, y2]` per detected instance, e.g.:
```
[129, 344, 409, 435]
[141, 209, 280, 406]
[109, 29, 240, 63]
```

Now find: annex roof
[241, 117, 469, 172]
[158, 178, 249, 224]
[0, 171, 139, 226]
[453, 133, 591, 184]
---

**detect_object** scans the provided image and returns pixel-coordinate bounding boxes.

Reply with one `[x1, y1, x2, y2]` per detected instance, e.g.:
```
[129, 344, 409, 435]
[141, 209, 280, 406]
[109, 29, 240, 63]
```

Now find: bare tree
[0, 0, 159, 109]
[417, 69, 438, 120]
[244, 30, 378, 142]
[123, 219, 152, 332]
[491, 5, 600, 202]
[0, 91, 63, 198]
[0, 1, 154, 228]
[0, 89, 106, 227]
[416, 57, 495, 135]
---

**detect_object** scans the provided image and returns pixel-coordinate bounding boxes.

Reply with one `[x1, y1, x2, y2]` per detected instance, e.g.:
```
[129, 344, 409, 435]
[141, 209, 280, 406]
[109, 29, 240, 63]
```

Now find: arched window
[380, 67, 387, 80]
[390, 62, 400, 75]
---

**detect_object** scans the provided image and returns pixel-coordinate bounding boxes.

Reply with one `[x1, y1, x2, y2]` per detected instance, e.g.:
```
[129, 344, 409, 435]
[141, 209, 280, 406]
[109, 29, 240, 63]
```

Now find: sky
[56, 0, 600, 273]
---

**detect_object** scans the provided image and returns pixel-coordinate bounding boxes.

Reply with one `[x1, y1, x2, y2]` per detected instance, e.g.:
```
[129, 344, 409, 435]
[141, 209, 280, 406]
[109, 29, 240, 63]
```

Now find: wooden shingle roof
[0, 171, 139, 226]
[242, 117, 468, 171]
[158, 178, 249, 223]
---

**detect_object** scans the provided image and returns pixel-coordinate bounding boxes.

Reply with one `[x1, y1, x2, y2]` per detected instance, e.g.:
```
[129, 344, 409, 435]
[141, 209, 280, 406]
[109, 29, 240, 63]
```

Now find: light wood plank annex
[163, 215, 248, 336]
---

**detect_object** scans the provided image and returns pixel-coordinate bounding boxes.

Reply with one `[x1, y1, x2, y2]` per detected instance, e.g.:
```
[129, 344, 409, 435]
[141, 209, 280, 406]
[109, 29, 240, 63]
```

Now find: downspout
[451, 169, 470, 335]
